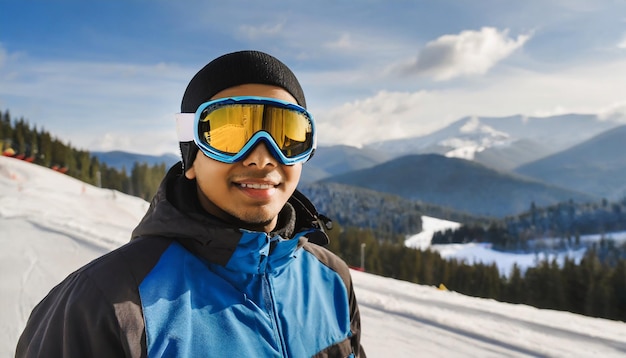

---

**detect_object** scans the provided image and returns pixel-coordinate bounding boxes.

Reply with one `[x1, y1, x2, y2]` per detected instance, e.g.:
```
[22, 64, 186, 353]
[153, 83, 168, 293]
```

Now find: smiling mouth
[238, 183, 276, 189]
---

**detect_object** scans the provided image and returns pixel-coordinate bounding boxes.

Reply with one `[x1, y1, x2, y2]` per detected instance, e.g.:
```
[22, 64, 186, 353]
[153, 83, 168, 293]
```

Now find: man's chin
[233, 213, 277, 232]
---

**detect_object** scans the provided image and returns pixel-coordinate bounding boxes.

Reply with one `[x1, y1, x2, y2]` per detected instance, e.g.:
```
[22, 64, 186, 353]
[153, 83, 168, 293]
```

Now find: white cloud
[239, 22, 285, 39]
[0, 51, 191, 155]
[598, 101, 626, 122]
[89, 129, 180, 155]
[325, 33, 354, 50]
[618, 33, 626, 49]
[405, 27, 531, 81]
[529, 106, 570, 118]
[316, 90, 445, 147]
[317, 58, 626, 148]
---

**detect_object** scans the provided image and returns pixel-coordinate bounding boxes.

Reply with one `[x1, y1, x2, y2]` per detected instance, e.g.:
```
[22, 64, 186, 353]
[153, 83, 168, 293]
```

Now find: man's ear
[184, 165, 196, 179]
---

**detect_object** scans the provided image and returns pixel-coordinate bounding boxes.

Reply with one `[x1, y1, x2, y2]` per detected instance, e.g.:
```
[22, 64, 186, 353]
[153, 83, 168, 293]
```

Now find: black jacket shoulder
[16, 236, 172, 358]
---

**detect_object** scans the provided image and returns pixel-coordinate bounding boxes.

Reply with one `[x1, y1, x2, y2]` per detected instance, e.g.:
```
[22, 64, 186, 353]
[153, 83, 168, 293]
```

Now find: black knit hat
[179, 50, 306, 171]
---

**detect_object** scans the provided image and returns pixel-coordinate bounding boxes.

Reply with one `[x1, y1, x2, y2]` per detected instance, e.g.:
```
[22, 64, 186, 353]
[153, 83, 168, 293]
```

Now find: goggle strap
[175, 113, 195, 142]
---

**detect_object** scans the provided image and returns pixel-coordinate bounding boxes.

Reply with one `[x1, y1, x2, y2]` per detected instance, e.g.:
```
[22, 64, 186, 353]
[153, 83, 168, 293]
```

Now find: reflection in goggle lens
[197, 103, 313, 158]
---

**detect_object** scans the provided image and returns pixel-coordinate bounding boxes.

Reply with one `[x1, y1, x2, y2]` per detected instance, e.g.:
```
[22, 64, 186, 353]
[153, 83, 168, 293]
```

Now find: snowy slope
[405, 212, 626, 277]
[1, 156, 625, 357]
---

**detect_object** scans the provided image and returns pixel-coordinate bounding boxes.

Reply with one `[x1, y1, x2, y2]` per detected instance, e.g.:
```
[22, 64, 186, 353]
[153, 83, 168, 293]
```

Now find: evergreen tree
[504, 263, 525, 303]
[581, 250, 603, 317]
[63, 146, 77, 172]
[37, 130, 52, 166]
[14, 118, 26, 154]
[561, 257, 585, 314]
[73, 150, 92, 183]
[609, 260, 626, 320]
[1, 110, 13, 152]
[50, 138, 66, 167]
[28, 125, 38, 158]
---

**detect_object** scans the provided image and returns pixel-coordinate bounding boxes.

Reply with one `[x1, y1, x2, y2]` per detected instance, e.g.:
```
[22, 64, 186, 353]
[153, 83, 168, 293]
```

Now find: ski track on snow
[352, 271, 626, 357]
[359, 301, 544, 357]
[362, 280, 626, 352]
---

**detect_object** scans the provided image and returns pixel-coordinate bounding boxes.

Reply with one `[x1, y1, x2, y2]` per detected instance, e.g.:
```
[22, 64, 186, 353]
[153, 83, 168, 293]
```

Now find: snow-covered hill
[1, 156, 625, 357]
[405, 216, 626, 277]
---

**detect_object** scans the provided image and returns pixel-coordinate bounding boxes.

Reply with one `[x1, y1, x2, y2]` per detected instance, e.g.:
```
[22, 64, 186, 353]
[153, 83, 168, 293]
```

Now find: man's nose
[241, 142, 278, 168]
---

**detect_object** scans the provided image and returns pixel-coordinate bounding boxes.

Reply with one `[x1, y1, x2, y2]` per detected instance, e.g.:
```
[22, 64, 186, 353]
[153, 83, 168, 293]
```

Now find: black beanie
[179, 50, 307, 171]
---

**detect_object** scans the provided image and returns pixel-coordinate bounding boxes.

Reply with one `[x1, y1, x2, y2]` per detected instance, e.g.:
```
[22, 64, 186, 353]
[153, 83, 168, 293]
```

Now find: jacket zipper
[263, 273, 288, 356]
[262, 236, 288, 356]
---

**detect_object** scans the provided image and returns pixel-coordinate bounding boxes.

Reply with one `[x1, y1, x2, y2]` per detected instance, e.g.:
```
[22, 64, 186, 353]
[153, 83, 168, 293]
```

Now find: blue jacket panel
[140, 234, 352, 357]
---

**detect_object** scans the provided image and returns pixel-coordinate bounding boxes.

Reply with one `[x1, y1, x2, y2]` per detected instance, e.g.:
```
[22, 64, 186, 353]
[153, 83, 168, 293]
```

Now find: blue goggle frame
[191, 96, 316, 165]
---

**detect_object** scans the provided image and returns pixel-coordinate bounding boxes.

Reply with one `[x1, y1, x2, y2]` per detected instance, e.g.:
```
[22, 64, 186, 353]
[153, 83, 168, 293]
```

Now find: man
[16, 50, 365, 357]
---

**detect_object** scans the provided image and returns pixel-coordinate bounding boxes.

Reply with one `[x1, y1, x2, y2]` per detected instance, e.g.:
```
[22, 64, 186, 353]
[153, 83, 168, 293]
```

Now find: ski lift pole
[360, 243, 366, 271]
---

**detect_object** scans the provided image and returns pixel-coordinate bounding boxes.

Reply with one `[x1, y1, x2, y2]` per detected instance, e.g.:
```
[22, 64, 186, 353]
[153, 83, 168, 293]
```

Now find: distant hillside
[298, 181, 481, 240]
[93, 151, 179, 170]
[320, 154, 597, 217]
[301, 144, 393, 183]
[515, 124, 626, 200]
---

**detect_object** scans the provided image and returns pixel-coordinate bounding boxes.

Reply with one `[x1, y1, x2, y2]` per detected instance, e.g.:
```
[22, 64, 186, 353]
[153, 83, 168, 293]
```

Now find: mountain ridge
[515, 124, 626, 200]
[364, 113, 623, 170]
[320, 153, 596, 217]
[92, 151, 179, 170]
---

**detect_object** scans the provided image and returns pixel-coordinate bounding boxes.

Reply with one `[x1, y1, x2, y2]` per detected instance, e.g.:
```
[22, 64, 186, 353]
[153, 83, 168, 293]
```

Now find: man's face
[184, 84, 303, 233]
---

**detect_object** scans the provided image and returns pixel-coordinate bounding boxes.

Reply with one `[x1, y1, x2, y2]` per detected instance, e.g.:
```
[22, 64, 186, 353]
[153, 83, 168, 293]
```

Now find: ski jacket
[16, 163, 364, 358]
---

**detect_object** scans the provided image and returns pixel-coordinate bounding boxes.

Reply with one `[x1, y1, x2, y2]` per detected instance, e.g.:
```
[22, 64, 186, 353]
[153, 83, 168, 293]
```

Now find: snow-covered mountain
[2, 156, 626, 357]
[365, 113, 624, 170]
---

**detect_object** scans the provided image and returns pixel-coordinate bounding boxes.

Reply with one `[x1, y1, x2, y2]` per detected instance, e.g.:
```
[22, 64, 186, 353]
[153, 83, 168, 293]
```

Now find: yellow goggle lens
[198, 104, 313, 155]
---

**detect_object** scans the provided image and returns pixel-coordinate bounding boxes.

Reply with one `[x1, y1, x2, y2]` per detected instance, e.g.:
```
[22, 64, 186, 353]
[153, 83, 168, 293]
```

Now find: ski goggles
[176, 96, 316, 165]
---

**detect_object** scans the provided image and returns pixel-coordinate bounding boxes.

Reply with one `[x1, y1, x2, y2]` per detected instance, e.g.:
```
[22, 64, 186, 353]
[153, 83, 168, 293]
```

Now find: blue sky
[1, 0, 626, 155]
